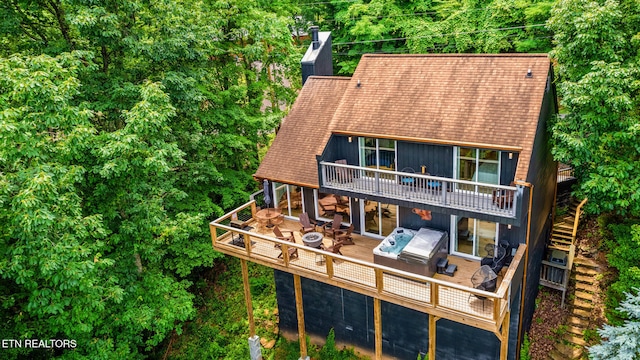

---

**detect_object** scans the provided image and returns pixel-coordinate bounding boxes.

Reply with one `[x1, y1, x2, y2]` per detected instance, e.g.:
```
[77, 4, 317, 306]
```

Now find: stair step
[571, 308, 591, 319]
[549, 349, 567, 360]
[551, 238, 572, 245]
[568, 317, 589, 327]
[574, 266, 598, 276]
[574, 274, 594, 284]
[574, 257, 599, 268]
[552, 233, 574, 240]
[549, 244, 570, 252]
[553, 343, 583, 359]
[567, 325, 585, 336]
[552, 228, 574, 235]
[570, 297, 593, 310]
[564, 333, 588, 347]
[575, 282, 597, 293]
[575, 291, 594, 301]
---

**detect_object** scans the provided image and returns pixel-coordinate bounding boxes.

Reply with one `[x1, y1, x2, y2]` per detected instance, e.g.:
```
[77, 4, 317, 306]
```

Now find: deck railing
[557, 165, 575, 182]
[210, 201, 526, 333]
[320, 161, 518, 217]
[539, 244, 575, 308]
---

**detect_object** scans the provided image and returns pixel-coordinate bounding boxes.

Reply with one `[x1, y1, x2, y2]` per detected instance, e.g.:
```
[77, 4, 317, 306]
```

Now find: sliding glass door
[451, 216, 498, 258]
[361, 200, 397, 237]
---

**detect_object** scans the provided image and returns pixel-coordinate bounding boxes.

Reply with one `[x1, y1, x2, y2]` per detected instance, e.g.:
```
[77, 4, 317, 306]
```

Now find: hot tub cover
[397, 228, 448, 265]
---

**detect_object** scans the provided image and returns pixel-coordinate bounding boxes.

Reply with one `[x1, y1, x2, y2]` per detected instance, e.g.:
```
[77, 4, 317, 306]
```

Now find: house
[209, 31, 558, 360]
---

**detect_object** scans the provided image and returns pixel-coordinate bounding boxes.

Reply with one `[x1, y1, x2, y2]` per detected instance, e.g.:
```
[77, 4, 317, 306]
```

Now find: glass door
[274, 183, 304, 218]
[451, 216, 498, 258]
[362, 200, 397, 237]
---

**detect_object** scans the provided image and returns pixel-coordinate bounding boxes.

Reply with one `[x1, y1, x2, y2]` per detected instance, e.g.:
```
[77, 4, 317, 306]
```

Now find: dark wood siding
[396, 142, 453, 178]
[275, 270, 513, 360]
[500, 152, 519, 185]
[318, 134, 359, 165]
[520, 67, 558, 338]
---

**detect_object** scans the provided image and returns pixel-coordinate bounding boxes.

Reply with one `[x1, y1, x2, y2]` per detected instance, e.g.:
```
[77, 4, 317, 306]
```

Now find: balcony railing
[209, 201, 526, 333]
[320, 161, 518, 217]
[557, 164, 575, 183]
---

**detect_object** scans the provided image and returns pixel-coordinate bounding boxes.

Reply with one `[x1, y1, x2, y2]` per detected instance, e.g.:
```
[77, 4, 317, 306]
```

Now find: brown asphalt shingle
[255, 76, 351, 187]
[256, 54, 552, 187]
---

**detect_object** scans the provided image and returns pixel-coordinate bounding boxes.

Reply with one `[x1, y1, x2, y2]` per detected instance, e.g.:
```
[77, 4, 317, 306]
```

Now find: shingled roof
[256, 53, 552, 187]
[255, 76, 351, 187]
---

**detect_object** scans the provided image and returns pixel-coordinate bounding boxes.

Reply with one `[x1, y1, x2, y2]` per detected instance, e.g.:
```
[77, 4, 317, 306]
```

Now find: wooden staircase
[539, 198, 587, 307]
[549, 198, 587, 253]
[541, 198, 593, 360]
[549, 256, 599, 360]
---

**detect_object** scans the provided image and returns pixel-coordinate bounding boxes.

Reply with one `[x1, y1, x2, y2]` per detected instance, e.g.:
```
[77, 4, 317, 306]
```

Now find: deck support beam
[241, 259, 262, 360]
[429, 314, 439, 360]
[294, 274, 309, 360]
[500, 311, 510, 360]
[374, 297, 382, 360]
[241, 259, 256, 336]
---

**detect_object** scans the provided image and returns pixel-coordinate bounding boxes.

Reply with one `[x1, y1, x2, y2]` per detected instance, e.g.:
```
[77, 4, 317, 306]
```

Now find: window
[455, 147, 500, 192]
[359, 137, 396, 170]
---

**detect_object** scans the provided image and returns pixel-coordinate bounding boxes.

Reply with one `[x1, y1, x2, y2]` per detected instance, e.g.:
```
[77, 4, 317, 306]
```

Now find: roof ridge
[361, 53, 549, 58]
[307, 75, 352, 81]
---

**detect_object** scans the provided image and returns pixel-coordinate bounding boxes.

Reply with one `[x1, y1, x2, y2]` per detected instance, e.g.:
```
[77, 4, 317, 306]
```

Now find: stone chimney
[301, 26, 333, 85]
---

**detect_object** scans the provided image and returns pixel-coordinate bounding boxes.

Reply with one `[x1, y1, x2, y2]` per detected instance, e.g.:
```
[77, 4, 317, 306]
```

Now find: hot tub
[373, 227, 449, 277]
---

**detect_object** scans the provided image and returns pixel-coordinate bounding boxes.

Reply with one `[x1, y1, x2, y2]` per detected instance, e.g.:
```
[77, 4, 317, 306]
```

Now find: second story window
[359, 137, 396, 171]
[456, 147, 500, 192]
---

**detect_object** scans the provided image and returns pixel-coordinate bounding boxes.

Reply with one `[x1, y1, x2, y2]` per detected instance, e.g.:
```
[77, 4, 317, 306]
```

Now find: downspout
[515, 180, 533, 360]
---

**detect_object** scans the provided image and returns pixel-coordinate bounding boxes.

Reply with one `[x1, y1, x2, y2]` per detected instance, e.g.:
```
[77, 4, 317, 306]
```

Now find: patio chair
[335, 159, 349, 183]
[273, 226, 295, 243]
[322, 214, 343, 238]
[481, 243, 508, 275]
[469, 265, 498, 311]
[298, 212, 317, 234]
[334, 224, 354, 245]
[273, 226, 298, 260]
[324, 239, 344, 255]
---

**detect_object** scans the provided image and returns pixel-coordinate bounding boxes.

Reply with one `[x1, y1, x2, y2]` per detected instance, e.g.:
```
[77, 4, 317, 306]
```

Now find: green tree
[548, 0, 640, 216]
[0, 0, 300, 358]
[589, 288, 640, 360]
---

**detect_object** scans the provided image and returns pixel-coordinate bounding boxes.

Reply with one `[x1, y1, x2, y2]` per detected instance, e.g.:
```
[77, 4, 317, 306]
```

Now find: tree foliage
[548, 0, 640, 216]
[589, 287, 640, 360]
[0, 0, 299, 358]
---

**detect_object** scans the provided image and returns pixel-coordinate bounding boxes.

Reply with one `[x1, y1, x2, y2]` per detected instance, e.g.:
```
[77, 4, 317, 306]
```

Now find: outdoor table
[255, 208, 281, 228]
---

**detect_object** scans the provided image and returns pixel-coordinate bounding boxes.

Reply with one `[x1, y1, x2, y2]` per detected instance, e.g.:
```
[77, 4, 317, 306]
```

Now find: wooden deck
[211, 202, 525, 335]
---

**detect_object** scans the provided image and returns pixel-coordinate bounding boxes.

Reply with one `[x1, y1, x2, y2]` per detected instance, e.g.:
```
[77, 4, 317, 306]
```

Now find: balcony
[320, 161, 519, 218]
[209, 201, 526, 336]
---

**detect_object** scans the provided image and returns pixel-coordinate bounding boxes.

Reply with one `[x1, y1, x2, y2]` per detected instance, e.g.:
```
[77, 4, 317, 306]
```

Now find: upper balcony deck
[320, 161, 521, 221]
[209, 201, 526, 335]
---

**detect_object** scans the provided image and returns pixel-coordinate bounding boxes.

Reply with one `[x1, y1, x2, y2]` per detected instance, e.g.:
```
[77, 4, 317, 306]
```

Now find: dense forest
[0, 0, 638, 359]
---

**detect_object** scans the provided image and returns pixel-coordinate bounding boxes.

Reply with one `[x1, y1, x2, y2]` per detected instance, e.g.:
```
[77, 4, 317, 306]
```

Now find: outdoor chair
[481, 243, 508, 275]
[399, 167, 416, 187]
[324, 239, 344, 256]
[273, 226, 298, 260]
[322, 214, 343, 238]
[273, 226, 295, 244]
[334, 224, 354, 245]
[469, 265, 498, 311]
[298, 212, 317, 234]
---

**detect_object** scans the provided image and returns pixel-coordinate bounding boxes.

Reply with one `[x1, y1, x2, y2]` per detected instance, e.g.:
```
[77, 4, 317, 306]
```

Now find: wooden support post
[429, 314, 437, 360]
[293, 274, 307, 359]
[500, 311, 510, 360]
[241, 259, 256, 337]
[374, 297, 382, 360]
[375, 268, 383, 294]
[326, 257, 334, 278]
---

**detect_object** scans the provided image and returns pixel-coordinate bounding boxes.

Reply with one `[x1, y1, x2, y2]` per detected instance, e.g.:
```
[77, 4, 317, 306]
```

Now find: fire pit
[302, 232, 324, 248]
